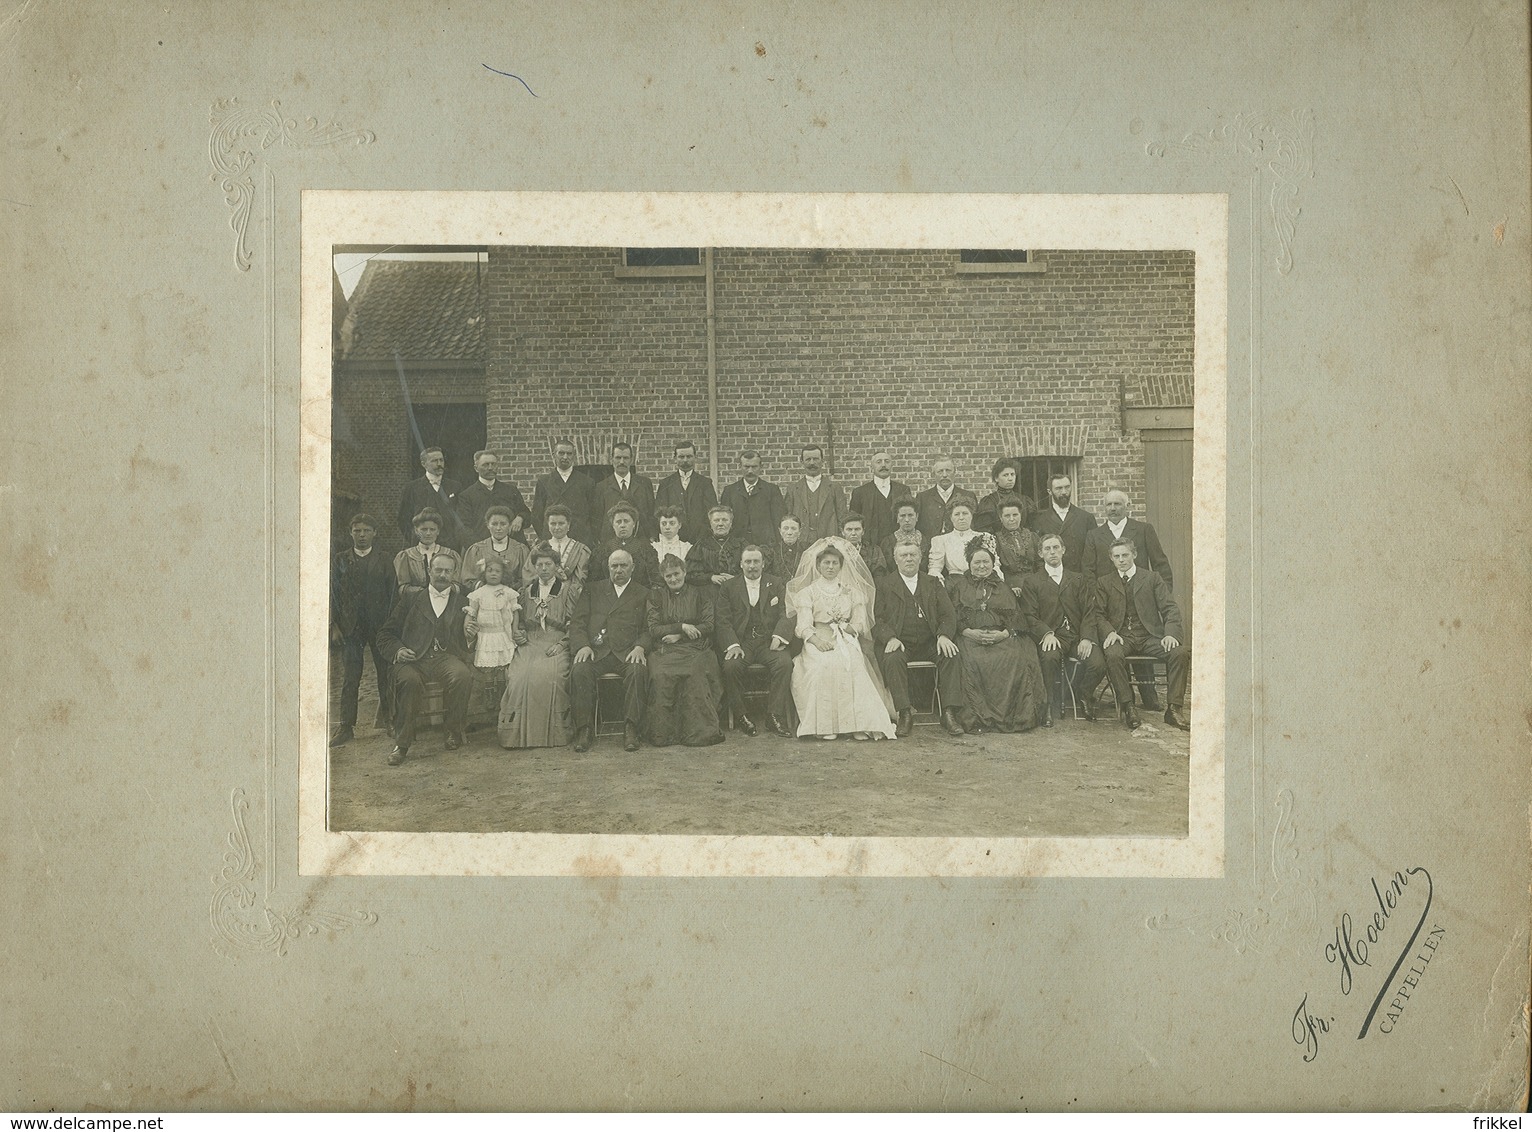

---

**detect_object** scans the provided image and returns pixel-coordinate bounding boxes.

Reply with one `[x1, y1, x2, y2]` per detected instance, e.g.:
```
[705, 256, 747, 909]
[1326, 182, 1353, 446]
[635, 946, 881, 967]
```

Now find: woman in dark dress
[644, 554, 725, 747]
[974, 457, 1037, 535]
[947, 545, 1047, 733]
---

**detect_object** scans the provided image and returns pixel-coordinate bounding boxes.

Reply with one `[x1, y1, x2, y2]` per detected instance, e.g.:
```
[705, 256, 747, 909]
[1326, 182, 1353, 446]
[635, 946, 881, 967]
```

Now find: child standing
[466, 558, 520, 712]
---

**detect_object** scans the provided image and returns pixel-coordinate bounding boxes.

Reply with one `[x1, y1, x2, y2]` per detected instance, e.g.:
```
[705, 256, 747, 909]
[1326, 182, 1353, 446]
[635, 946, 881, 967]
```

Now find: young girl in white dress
[467, 557, 520, 672]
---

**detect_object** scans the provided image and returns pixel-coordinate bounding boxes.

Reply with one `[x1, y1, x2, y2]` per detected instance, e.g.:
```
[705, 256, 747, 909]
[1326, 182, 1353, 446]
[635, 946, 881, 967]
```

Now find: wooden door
[1142, 428, 1193, 630]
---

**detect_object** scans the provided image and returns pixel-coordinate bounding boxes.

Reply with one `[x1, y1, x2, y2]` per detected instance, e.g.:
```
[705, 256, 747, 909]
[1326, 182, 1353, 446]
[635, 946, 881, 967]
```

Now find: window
[1013, 456, 1080, 506]
[955, 249, 1046, 275]
[616, 247, 706, 278]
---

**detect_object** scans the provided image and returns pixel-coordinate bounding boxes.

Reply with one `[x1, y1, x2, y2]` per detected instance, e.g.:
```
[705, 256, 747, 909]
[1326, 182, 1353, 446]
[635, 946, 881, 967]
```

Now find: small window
[616, 247, 706, 278]
[1014, 457, 1081, 506]
[956, 249, 1046, 275]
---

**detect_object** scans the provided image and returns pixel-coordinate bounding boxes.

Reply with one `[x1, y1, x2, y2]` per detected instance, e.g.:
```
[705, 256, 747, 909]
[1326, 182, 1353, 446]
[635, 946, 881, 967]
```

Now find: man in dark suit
[375, 552, 476, 765]
[591, 441, 657, 541]
[569, 548, 651, 752]
[913, 455, 979, 541]
[874, 541, 965, 737]
[1019, 533, 1107, 727]
[848, 449, 910, 550]
[531, 438, 597, 546]
[1093, 538, 1191, 730]
[654, 440, 717, 543]
[1080, 488, 1175, 711]
[454, 450, 531, 545]
[718, 449, 785, 548]
[1027, 472, 1097, 573]
[782, 444, 846, 547]
[329, 513, 396, 746]
[397, 446, 469, 549]
[1080, 489, 1173, 588]
[715, 546, 794, 736]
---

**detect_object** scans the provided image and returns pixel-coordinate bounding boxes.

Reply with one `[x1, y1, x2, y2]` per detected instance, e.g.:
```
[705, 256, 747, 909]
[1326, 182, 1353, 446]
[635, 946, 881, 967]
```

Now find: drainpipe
[705, 247, 720, 484]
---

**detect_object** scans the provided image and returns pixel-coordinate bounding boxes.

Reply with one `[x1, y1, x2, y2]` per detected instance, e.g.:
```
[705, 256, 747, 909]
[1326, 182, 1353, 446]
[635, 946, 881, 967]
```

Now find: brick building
[333, 247, 1195, 608]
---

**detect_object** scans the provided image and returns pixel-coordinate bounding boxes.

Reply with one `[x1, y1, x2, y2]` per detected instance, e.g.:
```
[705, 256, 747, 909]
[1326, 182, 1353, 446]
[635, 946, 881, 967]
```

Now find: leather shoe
[895, 708, 913, 738]
[386, 745, 407, 766]
[735, 714, 758, 737]
[1080, 690, 1097, 722]
[1124, 706, 1143, 730]
[769, 714, 793, 738]
[1041, 705, 1054, 728]
[444, 731, 463, 750]
[1164, 707, 1191, 731]
[328, 725, 354, 748]
[573, 726, 592, 753]
[623, 724, 640, 752]
[940, 708, 966, 736]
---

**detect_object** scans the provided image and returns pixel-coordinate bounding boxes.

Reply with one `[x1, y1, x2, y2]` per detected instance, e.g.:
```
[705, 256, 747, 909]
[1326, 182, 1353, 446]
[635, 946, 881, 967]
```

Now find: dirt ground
[327, 656, 1190, 838]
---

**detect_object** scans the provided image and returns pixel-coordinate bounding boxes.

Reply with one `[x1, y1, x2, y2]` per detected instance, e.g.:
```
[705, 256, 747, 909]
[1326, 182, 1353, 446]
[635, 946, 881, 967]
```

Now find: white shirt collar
[1045, 563, 1064, 581]
[354, 546, 373, 557]
[1108, 518, 1127, 537]
[428, 586, 451, 612]
[901, 572, 921, 593]
[1120, 565, 1137, 581]
[478, 477, 497, 489]
[745, 576, 762, 599]
[613, 581, 629, 598]
[1053, 502, 1070, 521]
[804, 474, 823, 491]
[678, 470, 692, 486]
[936, 485, 953, 501]
[557, 467, 572, 482]
[490, 536, 510, 550]
[426, 473, 443, 487]
[873, 476, 891, 494]
[616, 474, 629, 488]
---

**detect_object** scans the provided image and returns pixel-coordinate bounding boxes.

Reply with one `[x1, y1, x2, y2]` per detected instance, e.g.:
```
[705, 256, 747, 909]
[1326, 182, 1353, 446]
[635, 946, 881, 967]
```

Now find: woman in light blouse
[927, 501, 999, 584]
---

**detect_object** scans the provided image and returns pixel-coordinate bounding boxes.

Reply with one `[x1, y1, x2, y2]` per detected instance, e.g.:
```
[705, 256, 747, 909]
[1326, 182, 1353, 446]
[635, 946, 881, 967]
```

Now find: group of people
[330, 441, 1192, 767]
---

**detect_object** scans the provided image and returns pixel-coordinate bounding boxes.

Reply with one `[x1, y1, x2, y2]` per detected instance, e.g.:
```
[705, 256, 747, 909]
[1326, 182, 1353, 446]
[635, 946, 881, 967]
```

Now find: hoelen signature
[1291, 866, 1444, 1062]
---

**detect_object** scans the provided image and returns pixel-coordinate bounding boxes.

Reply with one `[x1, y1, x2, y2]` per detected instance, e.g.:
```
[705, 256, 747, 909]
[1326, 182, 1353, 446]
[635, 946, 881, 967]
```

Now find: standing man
[454, 450, 531, 545]
[848, 449, 911, 550]
[592, 441, 656, 540]
[1080, 489, 1173, 588]
[874, 541, 964, 737]
[914, 456, 979, 541]
[654, 440, 718, 544]
[1019, 533, 1106, 727]
[1094, 538, 1191, 731]
[782, 443, 846, 547]
[569, 549, 651, 753]
[531, 438, 597, 546]
[397, 446, 468, 549]
[1028, 472, 1097, 573]
[376, 551, 476, 765]
[716, 546, 794, 737]
[329, 513, 396, 746]
[719, 449, 785, 548]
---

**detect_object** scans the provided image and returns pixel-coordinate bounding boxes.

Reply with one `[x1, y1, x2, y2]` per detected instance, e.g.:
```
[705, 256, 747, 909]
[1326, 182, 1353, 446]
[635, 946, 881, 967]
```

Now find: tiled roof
[338, 260, 485, 363]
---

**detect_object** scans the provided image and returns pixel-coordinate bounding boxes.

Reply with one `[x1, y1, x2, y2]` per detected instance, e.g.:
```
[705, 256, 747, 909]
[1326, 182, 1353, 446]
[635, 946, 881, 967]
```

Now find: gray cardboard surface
[3, 0, 1528, 1110]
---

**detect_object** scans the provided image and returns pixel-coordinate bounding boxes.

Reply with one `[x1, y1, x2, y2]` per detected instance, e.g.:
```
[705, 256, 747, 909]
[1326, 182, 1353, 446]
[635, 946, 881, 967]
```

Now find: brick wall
[332, 363, 484, 553]
[482, 247, 1193, 517]
[335, 246, 1195, 548]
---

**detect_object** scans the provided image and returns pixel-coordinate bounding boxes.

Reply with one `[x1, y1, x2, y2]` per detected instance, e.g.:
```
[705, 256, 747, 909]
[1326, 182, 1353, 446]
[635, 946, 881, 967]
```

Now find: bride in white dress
[787, 537, 898, 740]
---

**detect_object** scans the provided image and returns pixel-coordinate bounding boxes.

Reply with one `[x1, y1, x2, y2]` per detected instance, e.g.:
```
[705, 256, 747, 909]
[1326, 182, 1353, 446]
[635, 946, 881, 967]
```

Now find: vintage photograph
[323, 234, 1200, 843]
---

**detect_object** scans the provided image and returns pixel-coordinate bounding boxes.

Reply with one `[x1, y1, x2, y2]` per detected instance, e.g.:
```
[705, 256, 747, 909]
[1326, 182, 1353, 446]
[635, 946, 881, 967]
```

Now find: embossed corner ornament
[1146, 109, 1314, 275]
[1146, 788, 1316, 954]
[208, 98, 375, 271]
[211, 788, 376, 957]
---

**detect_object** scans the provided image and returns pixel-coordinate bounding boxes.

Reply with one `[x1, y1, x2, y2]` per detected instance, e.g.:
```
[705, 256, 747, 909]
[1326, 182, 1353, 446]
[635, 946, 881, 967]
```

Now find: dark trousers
[1102, 633, 1190, 712]
[571, 651, 649, 731]
[392, 652, 473, 748]
[721, 637, 793, 723]
[339, 632, 391, 728]
[1037, 634, 1106, 709]
[879, 636, 961, 713]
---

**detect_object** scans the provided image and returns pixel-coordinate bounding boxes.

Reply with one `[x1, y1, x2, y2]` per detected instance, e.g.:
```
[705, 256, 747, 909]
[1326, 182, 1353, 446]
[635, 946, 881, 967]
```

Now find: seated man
[873, 541, 964, 737]
[690, 504, 744, 589]
[1094, 537, 1191, 731]
[840, 512, 889, 576]
[1019, 533, 1107, 727]
[716, 545, 794, 737]
[569, 549, 652, 753]
[376, 551, 477, 766]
